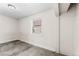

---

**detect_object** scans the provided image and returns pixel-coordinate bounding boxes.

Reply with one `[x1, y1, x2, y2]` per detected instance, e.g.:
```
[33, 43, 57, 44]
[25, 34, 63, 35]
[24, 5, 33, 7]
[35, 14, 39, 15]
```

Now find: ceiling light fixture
[8, 4, 16, 9]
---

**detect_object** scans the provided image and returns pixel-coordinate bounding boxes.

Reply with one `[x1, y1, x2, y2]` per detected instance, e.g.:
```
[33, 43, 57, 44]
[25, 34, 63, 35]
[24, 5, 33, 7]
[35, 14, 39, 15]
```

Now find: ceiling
[0, 3, 56, 19]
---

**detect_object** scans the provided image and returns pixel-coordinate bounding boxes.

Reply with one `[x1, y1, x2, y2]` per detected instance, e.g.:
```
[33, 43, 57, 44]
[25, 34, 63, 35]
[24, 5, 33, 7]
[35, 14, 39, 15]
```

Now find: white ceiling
[0, 3, 56, 19]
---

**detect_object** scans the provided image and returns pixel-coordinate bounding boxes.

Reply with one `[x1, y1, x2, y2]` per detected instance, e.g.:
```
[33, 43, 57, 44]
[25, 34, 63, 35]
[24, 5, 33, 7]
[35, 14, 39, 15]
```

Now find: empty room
[0, 3, 79, 56]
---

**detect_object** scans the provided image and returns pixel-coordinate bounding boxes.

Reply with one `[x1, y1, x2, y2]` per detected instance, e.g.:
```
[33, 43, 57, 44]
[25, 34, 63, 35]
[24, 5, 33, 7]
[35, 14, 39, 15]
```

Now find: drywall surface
[0, 15, 19, 43]
[19, 8, 59, 52]
[74, 4, 79, 56]
[60, 6, 77, 55]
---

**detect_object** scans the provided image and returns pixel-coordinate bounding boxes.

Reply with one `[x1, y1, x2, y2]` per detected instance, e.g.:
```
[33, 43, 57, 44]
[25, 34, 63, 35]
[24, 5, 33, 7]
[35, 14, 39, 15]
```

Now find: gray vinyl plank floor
[0, 40, 63, 56]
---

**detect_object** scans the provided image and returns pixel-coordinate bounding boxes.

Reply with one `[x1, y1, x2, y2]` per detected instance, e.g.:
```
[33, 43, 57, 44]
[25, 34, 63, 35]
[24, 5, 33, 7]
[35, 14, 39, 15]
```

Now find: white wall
[60, 6, 77, 55]
[19, 8, 59, 52]
[74, 4, 79, 56]
[0, 15, 19, 43]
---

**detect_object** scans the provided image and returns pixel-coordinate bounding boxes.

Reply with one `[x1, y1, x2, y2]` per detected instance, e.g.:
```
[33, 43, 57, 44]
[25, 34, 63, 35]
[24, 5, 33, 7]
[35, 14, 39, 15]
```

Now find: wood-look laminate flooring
[0, 40, 64, 56]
